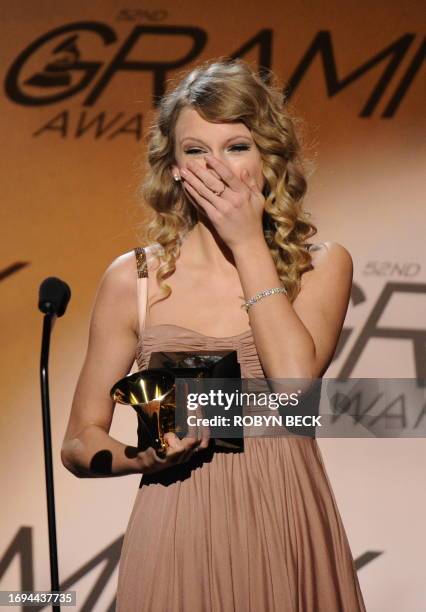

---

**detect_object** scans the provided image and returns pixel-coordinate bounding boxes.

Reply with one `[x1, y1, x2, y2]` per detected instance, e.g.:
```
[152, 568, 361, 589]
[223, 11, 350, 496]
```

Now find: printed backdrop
[1, 1, 425, 610]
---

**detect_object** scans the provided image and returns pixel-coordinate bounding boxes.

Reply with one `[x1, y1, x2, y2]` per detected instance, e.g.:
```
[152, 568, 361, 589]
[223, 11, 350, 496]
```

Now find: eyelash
[184, 144, 251, 155]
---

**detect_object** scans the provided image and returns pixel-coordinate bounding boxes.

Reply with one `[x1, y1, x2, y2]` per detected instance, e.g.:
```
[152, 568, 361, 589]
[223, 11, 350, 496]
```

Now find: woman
[61, 58, 366, 611]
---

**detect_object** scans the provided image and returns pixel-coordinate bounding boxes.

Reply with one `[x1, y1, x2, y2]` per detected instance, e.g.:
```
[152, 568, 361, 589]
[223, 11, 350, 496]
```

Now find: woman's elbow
[60, 441, 86, 478]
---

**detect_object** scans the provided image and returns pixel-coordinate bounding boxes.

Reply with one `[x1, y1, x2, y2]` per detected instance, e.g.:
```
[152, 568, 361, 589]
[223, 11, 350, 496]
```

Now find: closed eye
[184, 148, 205, 155]
[229, 144, 251, 152]
[184, 144, 251, 155]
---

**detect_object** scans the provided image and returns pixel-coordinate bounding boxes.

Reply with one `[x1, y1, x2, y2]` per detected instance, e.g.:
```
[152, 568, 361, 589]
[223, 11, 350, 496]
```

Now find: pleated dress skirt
[115, 324, 367, 611]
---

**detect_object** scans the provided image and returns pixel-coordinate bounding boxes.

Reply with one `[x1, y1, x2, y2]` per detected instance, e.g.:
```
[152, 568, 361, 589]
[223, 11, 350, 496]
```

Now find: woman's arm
[61, 253, 204, 478]
[232, 240, 353, 379]
[177, 155, 352, 380]
[61, 252, 145, 477]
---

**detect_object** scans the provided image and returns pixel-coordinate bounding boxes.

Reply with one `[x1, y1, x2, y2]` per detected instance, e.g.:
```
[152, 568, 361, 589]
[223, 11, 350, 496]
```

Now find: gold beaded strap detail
[134, 246, 148, 279]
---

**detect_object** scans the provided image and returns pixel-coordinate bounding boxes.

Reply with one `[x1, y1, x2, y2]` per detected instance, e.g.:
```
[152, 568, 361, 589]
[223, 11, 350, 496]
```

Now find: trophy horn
[110, 368, 179, 456]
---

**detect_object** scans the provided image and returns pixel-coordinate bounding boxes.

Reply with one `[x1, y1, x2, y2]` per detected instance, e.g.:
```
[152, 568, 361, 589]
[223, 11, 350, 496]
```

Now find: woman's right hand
[136, 432, 209, 475]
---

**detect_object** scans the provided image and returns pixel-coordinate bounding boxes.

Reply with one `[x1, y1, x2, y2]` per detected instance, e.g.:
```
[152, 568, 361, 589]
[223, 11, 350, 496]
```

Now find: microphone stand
[40, 313, 61, 612]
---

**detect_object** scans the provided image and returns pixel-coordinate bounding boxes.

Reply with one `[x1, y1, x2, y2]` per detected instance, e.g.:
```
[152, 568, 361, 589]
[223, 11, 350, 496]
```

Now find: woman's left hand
[180, 153, 265, 252]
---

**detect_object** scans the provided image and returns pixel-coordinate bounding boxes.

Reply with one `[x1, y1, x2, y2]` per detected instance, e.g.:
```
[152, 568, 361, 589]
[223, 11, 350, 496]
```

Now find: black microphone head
[38, 277, 71, 317]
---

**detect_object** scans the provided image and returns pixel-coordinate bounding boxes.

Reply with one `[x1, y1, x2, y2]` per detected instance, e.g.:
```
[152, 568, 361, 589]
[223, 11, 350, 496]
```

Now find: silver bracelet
[241, 286, 288, 313]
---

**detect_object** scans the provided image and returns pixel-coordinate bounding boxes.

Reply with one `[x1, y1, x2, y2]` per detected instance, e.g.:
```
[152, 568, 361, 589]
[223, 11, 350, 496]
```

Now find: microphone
[38, 277, 71, 317]
[38, 276, 71, 610]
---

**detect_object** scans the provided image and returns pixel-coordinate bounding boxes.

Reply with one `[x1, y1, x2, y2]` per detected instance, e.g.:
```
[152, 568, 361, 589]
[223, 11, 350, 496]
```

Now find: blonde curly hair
[137, 57, 317, 306]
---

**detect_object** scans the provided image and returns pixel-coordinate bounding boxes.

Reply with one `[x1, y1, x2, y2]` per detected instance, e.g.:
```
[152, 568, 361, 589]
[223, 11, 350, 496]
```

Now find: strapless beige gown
[116, 320, 367, 611]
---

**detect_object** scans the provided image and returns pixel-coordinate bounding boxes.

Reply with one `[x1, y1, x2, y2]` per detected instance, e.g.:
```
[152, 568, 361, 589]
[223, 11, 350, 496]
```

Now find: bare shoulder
[105, 249, 138, 280]
[308, 241, 353, 271]
[99, 249, 138, 295]
[301, 241, 353, 291]
[97, 249, 139, 334]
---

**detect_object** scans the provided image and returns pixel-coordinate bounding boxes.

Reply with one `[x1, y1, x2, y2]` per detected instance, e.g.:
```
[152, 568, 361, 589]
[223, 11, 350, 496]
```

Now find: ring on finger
[213, 184, 226, 197]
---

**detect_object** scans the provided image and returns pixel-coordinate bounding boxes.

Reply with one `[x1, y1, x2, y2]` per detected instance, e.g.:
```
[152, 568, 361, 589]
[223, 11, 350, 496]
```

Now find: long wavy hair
[138, 57, 317, 306]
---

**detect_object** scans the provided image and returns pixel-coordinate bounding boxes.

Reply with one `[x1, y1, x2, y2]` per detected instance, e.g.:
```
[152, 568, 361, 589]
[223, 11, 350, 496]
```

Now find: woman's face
[171, 107, 265, 194]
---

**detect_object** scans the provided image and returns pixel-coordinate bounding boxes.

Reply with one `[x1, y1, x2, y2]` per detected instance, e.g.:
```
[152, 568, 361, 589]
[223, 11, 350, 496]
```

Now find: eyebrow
[180, 135, 253, 146]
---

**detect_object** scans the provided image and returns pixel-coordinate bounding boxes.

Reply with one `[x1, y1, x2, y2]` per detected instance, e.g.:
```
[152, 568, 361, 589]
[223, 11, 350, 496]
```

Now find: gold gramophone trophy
[110, 350, 243, 456]
[110, 368, 180, 456]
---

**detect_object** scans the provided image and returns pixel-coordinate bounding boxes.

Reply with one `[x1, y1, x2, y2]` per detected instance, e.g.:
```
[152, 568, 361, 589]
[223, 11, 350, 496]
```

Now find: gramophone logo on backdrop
[3, 19, 424, 139]
[23, 35, 79, 90]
